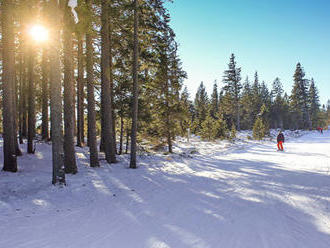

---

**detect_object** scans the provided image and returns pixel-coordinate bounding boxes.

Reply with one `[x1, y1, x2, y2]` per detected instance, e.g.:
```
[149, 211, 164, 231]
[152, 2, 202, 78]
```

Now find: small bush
[253, 117, 266, 140]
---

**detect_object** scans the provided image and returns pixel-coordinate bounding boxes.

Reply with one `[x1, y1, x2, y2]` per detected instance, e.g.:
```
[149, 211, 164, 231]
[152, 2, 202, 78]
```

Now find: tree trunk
[13, 62, 22, 156]
[63, 5, 77, 174]
[76, 34, 84, 147]
[130, 0, 139, 169]
[119, 115, 124, 155]
[125, 123, 129, 154]
[1, 0, 17, 172]
[18, 52, 24, 144]
[27, 46, 35, 154]
[109, 14, 117, 155]
[22, 59, 28, 139]
[101, 0, 116, 163]
[49, 0, 65, 185]
[41, 48, 49, 140]
[86, 0, 99, 168]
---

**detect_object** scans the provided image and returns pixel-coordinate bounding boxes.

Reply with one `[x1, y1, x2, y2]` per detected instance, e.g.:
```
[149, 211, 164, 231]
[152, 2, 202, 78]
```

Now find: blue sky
[166, 0, 330, 105]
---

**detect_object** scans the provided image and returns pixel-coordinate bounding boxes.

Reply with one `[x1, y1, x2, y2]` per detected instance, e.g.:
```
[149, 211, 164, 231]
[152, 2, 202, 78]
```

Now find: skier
[277, 130, 284, 151]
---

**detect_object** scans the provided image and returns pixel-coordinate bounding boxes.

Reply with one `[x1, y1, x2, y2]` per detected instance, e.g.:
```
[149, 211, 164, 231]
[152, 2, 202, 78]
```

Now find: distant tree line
[188, 54, 330, 140]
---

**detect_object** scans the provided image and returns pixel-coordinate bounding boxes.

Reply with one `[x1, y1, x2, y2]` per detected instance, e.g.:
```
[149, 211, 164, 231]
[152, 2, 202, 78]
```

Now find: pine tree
[270, 77, 284, 129]
[291, 63, 311, 129]
[85, 0, 99, 168]
[179, 86, 192, 136]
[27, 41, 35, 154]
[49, 0, 65, 185]
[253, 117, 266, 140]
[192, 82, 209, 133]
[240, 76, 254, 129]
[63, 2, 77, 174]
[210, 81, 219, 119]
[251, 71, 263, 124]
[222, 53, 242, 130]
[130, 0, 139, 169]
[200, 115, 218, 141]
[308, 78, 320, 128]
[101, 0, 116, 163]
[1, 0, 18, 172]
[41, 48, 49, 140]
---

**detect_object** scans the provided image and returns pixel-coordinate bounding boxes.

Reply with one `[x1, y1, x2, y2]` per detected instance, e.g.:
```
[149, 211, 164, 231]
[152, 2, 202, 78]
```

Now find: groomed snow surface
[1, 130, 330, 248]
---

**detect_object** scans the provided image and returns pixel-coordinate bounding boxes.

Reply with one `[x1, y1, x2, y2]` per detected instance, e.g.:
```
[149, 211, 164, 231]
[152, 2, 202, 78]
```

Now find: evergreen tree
[85, 0, 99, 168]
[240, 76, 254, 129]
[63, 3, 77, 174]
[49, 0, 65, 185]
[192, 82, 209, 133]
[222, 53, 242, 130]
[253, 117, 266, 140]
[270, 77, 284, 129]
[210, 81, 219, 119]
[200, 115, 218, 141]
[1, 0, 18, 172]
[101, 0, 116, 163]
[41, 48, 49, 140]
[251, 71, 263, 124]
[290, 63, 311, 129]
[308, 78, 320, 128]
[130, 0, 139, 168]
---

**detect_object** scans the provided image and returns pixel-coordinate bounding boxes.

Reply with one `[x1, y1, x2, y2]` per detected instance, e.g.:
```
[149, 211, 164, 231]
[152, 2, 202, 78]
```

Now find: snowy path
[1, 131, 330, 248]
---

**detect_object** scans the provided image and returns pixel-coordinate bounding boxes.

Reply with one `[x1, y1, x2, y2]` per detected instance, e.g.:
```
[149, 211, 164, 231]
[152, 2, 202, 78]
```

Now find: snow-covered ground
[1, 130, 330, 248]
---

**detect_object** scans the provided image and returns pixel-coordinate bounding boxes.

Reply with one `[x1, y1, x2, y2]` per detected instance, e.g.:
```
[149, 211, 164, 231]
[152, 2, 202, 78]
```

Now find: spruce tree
[308, 78, 320, 128]
[240, 76, 254, 129]
[49, 0, 65, 185]
[270, 77, 284, 129]
[1, 0, 18, 172]
[222, 53, 242, 130]
[192, 82, 209, 133]
[291, 63, 311, 129]
[210, 81, 219, 119]
[63, 2, 77, 174]
[130, 0, 139, 168]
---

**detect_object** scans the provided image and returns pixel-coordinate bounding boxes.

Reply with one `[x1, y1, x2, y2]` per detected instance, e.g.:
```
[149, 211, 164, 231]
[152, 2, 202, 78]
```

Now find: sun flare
[28, 25, 48, 43]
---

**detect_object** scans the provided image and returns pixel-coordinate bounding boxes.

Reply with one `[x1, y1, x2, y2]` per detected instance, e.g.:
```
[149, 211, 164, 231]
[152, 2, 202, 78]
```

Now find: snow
[1, 131, 330, 247]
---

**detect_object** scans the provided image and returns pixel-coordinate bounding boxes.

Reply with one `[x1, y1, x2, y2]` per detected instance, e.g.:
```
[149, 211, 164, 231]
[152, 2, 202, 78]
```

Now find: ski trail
[0, 131, 330, 247]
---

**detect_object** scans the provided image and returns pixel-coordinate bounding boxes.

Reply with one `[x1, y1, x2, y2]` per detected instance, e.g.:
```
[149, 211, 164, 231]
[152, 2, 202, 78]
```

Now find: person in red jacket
[277, 131, 284, 151]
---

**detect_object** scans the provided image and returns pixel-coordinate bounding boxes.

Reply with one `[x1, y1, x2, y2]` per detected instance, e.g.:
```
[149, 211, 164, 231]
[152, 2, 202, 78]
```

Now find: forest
[1, 0, 330, 185]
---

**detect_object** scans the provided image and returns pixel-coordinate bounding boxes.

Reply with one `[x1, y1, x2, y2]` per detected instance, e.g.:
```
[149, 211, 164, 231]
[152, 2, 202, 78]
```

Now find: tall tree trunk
[63, 5, 77, 174]
[13, 62, 22, 156]
[27, 46, 35, 154]
[101, 0, 116, 163]
[41, 48, 49, 140]
[1, 0, 17, 172]
[86, 0, 99, 168]
[18, 52, 24, 144]
[130, 0, 139, 168]
[22, 58, 28, 138]
[109, 15, 117, 155]
[49, 0, 65, 185]
[76, 34, 84, 147]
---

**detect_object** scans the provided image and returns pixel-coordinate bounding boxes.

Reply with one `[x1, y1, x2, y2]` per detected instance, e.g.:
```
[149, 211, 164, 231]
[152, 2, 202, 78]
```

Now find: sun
[28, 25, 49, 43]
